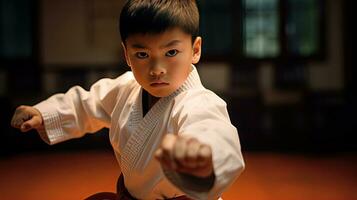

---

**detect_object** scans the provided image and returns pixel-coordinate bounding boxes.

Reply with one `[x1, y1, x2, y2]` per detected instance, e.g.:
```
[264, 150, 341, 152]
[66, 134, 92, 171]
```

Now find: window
[198, 0, 234, 58]
[0, 0, 33, 59]
[198, 0, 325, 62]
[0, 0, 40, 95]
[285, 0, 323, 57]
[243, 0, 280, 58]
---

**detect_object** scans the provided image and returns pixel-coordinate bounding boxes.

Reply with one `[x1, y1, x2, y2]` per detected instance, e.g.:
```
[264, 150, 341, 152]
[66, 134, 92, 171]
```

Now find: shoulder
[112, 71, 138, 91]
[87, 71, 139, 104]
[90, 71, 137, 92]
[101, 71, 136, 88]
[175, 88, 227, 108]
[172, 88, 228, 118]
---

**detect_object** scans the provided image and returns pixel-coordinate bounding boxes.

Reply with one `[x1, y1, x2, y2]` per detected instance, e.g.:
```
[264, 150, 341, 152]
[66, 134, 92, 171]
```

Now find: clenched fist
[11, 105, 44, 132]
[155, 134, 214, 178]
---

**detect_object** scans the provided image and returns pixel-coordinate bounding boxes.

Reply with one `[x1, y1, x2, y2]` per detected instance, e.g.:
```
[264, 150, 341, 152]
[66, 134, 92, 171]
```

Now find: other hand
[155, 134, 214, 178]
[11, 105, 43, 132]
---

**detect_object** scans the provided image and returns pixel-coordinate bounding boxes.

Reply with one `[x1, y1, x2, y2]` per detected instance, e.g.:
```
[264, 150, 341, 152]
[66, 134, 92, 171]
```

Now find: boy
[11, 0, 245, 199]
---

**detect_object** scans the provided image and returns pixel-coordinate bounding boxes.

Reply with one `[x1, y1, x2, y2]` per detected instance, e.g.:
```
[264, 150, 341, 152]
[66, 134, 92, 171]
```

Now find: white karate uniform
[34, 66, 245, 200]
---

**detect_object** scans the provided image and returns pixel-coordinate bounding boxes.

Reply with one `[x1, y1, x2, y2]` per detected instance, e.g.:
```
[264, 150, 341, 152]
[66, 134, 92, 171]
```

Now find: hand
[155, 134, 214, 178]
[11, 105, 44, 132]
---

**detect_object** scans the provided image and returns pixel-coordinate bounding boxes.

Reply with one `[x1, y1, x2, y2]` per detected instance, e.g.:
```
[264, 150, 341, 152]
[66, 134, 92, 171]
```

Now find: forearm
[33, 85, 112, 144]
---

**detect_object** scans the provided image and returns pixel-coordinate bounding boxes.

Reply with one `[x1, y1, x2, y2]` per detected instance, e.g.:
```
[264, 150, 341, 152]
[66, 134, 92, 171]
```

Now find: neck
[148, 94, 160, 108]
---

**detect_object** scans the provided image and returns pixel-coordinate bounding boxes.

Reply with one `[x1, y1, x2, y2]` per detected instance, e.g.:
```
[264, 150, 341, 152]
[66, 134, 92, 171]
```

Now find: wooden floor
[0, 150, 356, 200]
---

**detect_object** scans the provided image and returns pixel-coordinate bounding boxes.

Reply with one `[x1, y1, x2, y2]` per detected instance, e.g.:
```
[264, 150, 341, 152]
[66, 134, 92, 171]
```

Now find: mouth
[150, 82, 169, 87]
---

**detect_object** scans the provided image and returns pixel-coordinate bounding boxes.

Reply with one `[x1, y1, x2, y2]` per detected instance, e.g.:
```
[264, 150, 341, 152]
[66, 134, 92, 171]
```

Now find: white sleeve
[165, 91, 245, 200]
[34, 72, 133, 145]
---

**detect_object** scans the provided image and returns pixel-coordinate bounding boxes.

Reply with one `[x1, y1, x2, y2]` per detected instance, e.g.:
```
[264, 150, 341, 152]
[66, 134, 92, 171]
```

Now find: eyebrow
[130, 40, 182, 49]
[161, 40, 182, 48]
[131, 44, 147, 49]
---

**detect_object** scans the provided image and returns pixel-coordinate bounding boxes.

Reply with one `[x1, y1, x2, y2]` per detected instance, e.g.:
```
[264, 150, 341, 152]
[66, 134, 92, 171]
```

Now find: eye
[135, 52, 148, 59]
[166, 49, 179, 57]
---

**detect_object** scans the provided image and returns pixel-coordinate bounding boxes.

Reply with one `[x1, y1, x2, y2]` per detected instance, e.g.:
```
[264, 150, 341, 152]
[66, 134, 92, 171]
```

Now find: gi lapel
[121, 66, 202, 177]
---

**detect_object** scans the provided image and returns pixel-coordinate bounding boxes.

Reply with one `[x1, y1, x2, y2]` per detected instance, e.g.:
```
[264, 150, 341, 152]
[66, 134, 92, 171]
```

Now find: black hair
[119, 0, 199, 44]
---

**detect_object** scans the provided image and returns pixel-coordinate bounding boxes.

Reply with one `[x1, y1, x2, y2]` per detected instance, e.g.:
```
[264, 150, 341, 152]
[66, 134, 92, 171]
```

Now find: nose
[149, 61, 166, 77]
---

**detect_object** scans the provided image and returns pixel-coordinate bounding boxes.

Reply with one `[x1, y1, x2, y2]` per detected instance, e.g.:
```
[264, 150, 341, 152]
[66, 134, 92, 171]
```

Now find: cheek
[130, 66, 146, 81]
[129, 59, 148, 73]
[170, 53, 191, 66]
[170, 62, 191, 80]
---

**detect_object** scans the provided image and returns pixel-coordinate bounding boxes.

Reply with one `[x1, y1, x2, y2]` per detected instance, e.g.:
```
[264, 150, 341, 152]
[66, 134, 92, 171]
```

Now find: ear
[192, 36, 202, 64]
[121, 42, 132, 67]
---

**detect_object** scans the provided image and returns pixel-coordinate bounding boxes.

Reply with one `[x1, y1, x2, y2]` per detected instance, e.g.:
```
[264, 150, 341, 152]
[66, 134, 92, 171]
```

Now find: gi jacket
[34, 66, 245, 200]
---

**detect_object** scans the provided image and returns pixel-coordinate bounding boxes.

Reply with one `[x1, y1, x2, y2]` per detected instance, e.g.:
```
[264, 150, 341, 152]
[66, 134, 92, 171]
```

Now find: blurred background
[0, 0, 356, 199]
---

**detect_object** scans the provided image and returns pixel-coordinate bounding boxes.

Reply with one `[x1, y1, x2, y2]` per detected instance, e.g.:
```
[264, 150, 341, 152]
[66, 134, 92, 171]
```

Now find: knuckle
[162, 142, 172, 152]
[174, 152, 185, 162]
[187, 150, 197, 160]
[17, 105, 27, 111]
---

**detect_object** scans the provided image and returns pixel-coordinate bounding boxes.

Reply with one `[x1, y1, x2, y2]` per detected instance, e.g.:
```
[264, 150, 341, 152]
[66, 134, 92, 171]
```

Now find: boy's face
[122, 28, 201, 97]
